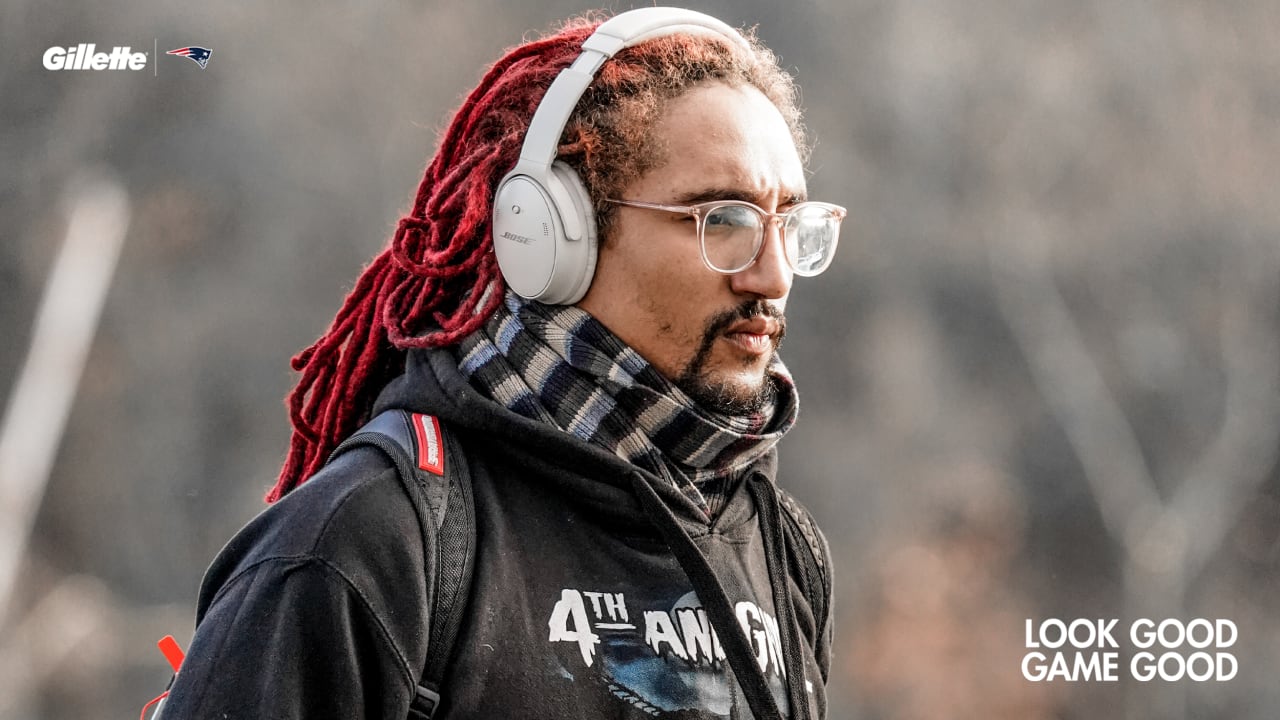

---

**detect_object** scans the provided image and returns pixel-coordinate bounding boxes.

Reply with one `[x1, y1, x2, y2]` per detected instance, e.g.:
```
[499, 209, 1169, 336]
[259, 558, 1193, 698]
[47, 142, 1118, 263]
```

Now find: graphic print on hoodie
[546, 586, 792, 717]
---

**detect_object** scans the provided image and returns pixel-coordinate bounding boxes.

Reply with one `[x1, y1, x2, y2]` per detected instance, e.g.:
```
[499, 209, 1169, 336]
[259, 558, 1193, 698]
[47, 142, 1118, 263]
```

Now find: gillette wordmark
[44, 45, 147, 71]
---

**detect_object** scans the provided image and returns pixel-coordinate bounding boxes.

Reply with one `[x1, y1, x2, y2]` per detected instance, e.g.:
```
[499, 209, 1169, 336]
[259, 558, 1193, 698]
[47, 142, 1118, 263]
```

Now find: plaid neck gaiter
[454, 291, 799, 519]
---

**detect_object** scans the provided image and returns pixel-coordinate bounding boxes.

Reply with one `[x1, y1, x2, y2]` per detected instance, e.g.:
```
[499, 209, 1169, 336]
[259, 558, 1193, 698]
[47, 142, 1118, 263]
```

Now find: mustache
[703, 300, 787, 341]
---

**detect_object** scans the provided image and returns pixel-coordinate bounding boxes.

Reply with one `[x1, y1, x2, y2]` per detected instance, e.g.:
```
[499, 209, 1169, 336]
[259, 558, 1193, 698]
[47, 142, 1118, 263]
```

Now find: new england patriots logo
[166, 46, 211, 69]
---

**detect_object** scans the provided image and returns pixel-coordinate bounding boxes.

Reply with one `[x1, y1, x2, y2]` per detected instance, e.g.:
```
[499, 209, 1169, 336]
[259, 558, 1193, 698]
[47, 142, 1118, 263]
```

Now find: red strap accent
[140, 691, 168, 720]
[141, 636, 183, 718]
[411, 413, 446, 476]
[157, 635, 185, 673]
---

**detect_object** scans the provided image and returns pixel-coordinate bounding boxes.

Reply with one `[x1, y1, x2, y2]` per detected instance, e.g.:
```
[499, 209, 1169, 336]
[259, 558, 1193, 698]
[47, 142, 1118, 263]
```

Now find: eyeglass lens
[701, 203, 839, 275]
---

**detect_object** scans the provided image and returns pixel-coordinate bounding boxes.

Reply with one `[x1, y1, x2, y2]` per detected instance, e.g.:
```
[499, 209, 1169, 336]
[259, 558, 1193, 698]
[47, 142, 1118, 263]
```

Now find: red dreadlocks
[268, 15, 805, 502]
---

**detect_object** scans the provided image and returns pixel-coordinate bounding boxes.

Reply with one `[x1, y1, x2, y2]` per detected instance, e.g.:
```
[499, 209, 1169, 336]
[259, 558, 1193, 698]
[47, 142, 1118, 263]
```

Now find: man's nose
[728, 222, 792, 299]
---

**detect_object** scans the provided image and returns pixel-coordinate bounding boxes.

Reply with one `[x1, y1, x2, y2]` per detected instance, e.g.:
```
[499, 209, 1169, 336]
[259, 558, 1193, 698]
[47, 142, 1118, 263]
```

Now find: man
[161, 8, 841, 719]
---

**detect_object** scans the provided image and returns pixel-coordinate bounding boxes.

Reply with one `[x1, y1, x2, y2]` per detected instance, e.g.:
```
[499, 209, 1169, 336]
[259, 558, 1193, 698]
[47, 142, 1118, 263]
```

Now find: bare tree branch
[988, 215, 1161, 544]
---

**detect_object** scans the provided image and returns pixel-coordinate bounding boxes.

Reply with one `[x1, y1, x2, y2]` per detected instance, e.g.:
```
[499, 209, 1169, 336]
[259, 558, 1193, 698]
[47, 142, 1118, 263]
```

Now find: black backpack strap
[330, 410, 476, 720]
[775, 487, 832, 668]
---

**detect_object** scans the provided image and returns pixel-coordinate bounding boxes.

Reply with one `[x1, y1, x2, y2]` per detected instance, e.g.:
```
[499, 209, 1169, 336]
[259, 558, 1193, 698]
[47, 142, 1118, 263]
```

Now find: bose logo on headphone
[490, 7, 751, 305]
[501, 231, 538, 246]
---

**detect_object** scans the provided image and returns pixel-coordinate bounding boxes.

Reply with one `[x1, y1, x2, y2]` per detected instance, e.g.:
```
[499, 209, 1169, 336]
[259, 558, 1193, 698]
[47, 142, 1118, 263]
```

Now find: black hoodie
[161, 349, 833, 719]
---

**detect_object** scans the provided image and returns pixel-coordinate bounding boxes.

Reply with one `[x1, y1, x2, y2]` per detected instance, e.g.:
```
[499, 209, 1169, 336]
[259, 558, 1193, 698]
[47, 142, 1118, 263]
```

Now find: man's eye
[706, 207, 757, 228]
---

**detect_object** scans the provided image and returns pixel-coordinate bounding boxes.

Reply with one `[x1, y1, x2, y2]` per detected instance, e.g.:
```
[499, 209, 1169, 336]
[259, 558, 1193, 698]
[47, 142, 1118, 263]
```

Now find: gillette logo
[44, 45, 147, 71]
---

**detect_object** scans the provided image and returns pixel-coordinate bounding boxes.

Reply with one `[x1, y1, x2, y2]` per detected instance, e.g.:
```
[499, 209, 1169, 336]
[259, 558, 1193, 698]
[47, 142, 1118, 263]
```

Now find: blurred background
[2, 1, 1278, 718]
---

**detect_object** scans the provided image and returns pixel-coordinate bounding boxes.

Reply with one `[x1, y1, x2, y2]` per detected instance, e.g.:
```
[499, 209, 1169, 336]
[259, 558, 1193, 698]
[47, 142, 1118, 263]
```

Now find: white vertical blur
[0, 173, 130, 627]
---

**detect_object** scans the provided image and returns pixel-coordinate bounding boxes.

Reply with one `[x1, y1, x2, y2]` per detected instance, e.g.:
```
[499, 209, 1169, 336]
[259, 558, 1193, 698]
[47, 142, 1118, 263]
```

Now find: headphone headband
[516, 8, 751, 174]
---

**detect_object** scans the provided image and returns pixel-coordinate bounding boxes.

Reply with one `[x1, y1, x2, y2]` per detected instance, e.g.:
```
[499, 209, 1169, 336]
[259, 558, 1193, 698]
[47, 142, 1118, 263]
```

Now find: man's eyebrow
[672, 187, 810, 205]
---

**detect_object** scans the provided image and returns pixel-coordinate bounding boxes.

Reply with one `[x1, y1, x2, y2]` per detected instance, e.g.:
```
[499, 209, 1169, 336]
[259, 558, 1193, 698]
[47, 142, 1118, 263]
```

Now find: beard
[674, 300, 786, 416]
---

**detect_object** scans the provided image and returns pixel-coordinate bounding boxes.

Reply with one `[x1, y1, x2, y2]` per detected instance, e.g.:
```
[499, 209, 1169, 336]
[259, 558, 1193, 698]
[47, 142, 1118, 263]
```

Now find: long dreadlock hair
[268, 13, 807, 502]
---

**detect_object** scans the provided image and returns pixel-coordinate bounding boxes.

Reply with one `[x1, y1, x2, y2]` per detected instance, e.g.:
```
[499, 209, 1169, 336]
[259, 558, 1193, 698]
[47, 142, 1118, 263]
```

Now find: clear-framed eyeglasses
[607, 198, 847, 277]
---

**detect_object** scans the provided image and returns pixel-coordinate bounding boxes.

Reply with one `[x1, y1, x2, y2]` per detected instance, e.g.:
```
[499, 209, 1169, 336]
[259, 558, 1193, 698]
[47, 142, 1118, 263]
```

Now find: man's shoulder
[183, 448, 432, 707]
[305, 446, 427, 562]
[210, 447, 426, 592]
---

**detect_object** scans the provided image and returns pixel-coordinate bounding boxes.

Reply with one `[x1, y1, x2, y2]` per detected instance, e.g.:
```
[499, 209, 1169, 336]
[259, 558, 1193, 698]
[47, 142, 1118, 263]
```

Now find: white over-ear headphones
[491, 7, 751, 305]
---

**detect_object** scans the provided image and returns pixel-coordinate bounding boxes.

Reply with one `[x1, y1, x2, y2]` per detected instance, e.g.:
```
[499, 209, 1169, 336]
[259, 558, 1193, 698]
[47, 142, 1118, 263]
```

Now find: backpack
[330, 409, 832, 719]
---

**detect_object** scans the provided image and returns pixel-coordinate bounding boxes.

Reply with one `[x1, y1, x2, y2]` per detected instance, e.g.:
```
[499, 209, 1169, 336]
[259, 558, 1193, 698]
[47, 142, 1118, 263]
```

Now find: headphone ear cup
[544, 160, 598, 304]
[491, 162, 597, 305]
[493, 173, 558, 300]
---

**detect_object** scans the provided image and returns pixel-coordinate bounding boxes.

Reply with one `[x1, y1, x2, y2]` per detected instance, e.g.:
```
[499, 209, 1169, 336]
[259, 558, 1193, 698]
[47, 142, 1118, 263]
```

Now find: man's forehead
[637, 82, 807, 204]
[654, 159, 809, 206]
